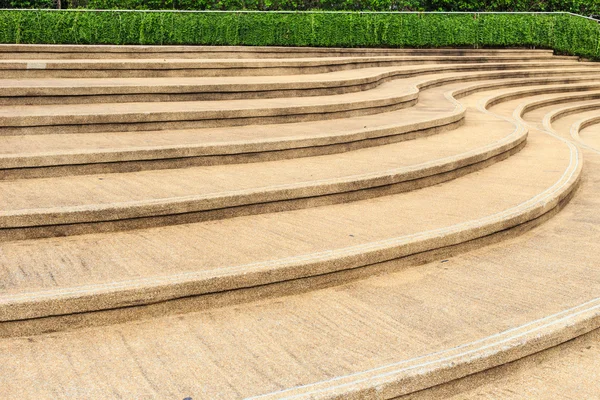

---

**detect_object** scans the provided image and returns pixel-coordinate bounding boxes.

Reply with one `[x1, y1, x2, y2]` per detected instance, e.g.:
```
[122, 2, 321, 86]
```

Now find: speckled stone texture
[0, 45, 599, 399]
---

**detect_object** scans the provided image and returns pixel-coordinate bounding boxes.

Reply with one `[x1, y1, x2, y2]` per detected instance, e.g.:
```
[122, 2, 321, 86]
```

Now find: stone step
[3, 63, 597, 105]
[4, 80, 597, 239]
[0, 57, 583, 78]
[1, 72, 597, 180]
[405, 91, 600, 400]
[412, 328, 600, 400]
[0, 105, 517, 238]
[0, 44, 558, 59]
[0, 86, 593, 398]
[0, 80, 581, 325]
[1, 47, 597, 400]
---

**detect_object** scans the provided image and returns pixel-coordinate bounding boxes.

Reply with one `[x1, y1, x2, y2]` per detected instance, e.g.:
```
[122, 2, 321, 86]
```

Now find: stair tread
[2, 82, 593, 225]
[1, 46, 598, 399]
[0, 113, 513, 222]
[578, 116, 600, 149]
[0, 80, 489, 215]
[417, 328, 600, 399]
[415, 99, 600, 400]
[0, 129, 594, 399]
[1, 63, 591, 92]
[3, 69, 599, 170]
[0, 123, 573, 313]
[0, 76, 419, 124]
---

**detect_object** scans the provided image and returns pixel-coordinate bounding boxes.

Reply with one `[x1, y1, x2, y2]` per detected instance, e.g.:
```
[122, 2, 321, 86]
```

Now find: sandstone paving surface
[404, 94, 600, 400]
[579, 116, 600, 150]
[0, 79, 511, 212]
[405, 328, 600, 400]
[1, 46, 600, 399]
[1, 148, 599, 398]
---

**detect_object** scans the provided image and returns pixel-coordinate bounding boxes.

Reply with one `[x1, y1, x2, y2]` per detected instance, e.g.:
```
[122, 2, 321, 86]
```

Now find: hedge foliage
[1, 0, 599, 13]
[0, 10, 599, 59]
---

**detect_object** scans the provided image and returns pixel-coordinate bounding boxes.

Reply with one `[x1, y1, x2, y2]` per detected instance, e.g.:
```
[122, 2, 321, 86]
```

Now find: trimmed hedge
[1, 0, 599, 13]
[0, 10, 599, 59]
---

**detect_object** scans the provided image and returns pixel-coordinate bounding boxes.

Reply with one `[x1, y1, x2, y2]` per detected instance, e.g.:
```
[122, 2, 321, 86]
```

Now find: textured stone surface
[0, 45, 599, 399]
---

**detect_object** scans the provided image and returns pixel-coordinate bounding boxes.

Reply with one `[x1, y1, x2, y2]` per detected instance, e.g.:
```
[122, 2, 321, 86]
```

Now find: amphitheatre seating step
[0, 44, 558, 59]
[0, 108, 520, 235]
[0, 80, 464, 177]
[6, 65, 579, 134]
[2, 64, 599, 105]
[2, 66, 599, 135]
[540, 101, 600, 150]
[540, 102, 600, 154]
[415, 328, 600, 400]
[1, 47, 598, 399]
[0, 57, 583, 78]
[0, 77, 424, 135]
[0, 111, 577, 323]
[575, 115, 600, 149]
[517, 99, 600, 137]
[1, 89, 596, 397]
[408, 94, 600, 400]
[5, 79, 600, 236]
[4, 80, 596, 235]
[1, 73, 598, 181]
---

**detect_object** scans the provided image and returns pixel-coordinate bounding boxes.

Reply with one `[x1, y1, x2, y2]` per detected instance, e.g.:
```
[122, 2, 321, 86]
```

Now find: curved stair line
[1, 46, 600, 399]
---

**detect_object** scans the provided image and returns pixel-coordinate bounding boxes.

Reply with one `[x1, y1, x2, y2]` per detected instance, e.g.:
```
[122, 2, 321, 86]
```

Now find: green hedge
[0, 11, 599, 59]
[2, 0, 599, 13]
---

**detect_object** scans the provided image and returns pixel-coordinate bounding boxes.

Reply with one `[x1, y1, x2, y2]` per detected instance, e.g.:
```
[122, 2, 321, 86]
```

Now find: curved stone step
[0, 57, 584, 79]
[1, 47, 598, 400]
[0, 107, 520, 238]
[0, 81, 581, 325]
[411, 327, 600, 400]
[4, 79, 593, 237]
[0, 88, 594, 398]
[0, 91, 463, 179]
[15, 64, 594, 136]
[405, 87, 600, 400]
[538, 101, 600, 152]
[2, 70, 599, 180]
[412, 103, 600, 400]
[0, 78, 421, 135]
[0, 44, 558, 59]
[574, 116, 600, 151]
[3, 63, 597, 105]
